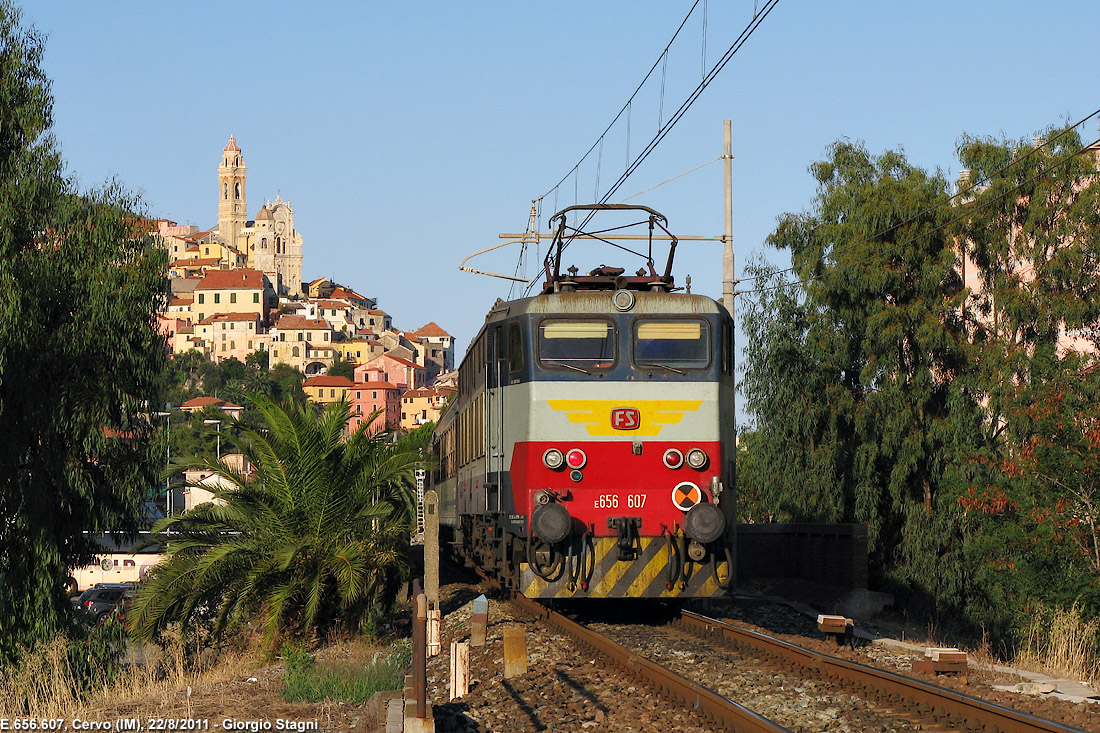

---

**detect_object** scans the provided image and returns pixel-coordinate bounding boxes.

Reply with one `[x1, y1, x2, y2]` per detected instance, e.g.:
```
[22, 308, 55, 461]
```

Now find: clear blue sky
[23, 1, 1100, 392]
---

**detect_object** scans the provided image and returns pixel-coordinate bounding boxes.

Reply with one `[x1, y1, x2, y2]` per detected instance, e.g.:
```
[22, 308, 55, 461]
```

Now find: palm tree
[129, 396, 425, 644]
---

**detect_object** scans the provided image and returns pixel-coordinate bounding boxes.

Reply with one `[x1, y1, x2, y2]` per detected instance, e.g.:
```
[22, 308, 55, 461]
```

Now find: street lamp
[203, 418, 222, 461]
[155, 410, 172, 516]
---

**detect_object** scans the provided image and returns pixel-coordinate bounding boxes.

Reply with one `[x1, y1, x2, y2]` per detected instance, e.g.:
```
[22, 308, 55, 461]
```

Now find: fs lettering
[611, 407, 640, 431]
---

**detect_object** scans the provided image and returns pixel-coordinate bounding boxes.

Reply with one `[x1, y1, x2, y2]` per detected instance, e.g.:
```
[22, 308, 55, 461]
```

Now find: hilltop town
[154, 135, 456, 433]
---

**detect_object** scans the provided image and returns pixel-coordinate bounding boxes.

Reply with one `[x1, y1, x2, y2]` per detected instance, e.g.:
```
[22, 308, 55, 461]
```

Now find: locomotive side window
[507, 323, 524, 375]
[633, 319, 710, 370]
[538, 319, 616, 372]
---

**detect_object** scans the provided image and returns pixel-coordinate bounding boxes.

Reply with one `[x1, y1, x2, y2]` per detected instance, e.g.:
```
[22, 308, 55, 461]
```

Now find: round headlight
[663, 448, 684, 469]
[684, 503, 726, 543]
[565, 448, 587, 470]
[686, 448, 709, 470]
[543, 448, 565, 470]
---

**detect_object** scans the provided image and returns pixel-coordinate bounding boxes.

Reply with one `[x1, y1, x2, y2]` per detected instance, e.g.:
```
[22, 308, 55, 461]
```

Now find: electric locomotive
[432, 205, 734, 599]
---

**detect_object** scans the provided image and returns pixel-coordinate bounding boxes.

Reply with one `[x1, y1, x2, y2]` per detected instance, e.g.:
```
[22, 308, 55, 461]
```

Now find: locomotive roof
[484, 291, 725, 325]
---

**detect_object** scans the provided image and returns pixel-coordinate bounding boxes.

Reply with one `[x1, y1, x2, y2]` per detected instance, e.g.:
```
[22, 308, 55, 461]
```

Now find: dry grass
[1014, 604, 1100, 685]
[0, 630, 391, 731]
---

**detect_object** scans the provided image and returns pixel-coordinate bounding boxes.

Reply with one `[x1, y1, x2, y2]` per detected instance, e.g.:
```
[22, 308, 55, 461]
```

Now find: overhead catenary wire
[542, 0, 779, 279]
[740, 130, 1100, 298]
[537, 0, 705, 202]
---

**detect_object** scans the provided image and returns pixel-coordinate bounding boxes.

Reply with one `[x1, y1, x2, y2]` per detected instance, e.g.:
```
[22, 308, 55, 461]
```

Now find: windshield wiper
[553, 362, 592, 375]
[641, 362, 685, 375]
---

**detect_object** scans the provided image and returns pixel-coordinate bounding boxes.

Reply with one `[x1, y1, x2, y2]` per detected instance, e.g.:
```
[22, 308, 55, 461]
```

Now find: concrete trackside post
[470, 594, 488, 646]
[449, 641, 470, 700]
[424, 490, 441, 657]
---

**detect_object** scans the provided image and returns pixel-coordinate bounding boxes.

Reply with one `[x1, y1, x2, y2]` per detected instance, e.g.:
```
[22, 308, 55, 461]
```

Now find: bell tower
[217, 134, 247, 250]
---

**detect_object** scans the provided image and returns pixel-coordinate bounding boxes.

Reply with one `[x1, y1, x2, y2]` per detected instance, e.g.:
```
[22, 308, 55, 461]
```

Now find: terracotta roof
[274, 315, 329, 330]
[224, 134, 240, 152]
[329, 287, 366, 301]
[303, 376, 354, 388]
[370, 354, 421, 370]
[204, 312, 260, 323]
[168, 297, 193, 307]
[352, 381, 399, 390]
[367, 309, 387, 316]
[180, 396, 242, 411]
[311, 299, 350, 309]
[195, 268, 264, 291]
[416, 321, 452, 338]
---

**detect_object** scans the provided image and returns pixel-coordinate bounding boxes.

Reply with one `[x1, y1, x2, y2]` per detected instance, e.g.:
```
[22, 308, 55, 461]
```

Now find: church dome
[224, 134, 241, 152]
[255, 205, 273, 221]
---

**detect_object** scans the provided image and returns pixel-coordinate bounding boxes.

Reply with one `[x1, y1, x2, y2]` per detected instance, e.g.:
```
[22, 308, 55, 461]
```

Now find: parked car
[71, 583, 133, 620]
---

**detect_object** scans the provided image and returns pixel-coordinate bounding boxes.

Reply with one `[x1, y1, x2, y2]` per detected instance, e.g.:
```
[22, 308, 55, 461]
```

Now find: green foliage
[129, 396, 426, 645]
[743, 128, 1100, 643]
[327, 357, 355, 380]
[741, 141, 988, 616]
[0, 1, 168, 661]
[282, 640, 411, 702]
[246, 349, 270, 371]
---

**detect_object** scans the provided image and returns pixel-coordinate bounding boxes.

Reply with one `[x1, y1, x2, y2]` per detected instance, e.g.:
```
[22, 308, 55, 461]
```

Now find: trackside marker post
[503, 628, 527, 679]
[450, 641, 470, 700]
[471, 594, 488, 646]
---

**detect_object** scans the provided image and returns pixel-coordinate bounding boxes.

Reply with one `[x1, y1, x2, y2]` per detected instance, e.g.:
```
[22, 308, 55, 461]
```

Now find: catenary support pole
[723, 120, 738, 573]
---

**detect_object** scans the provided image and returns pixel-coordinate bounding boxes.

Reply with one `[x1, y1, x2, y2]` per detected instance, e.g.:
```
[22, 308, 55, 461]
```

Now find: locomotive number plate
[594, 493, 647, 509]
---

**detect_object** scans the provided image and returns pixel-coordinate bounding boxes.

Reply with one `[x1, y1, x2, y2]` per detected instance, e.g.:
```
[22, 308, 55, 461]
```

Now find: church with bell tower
[214, 135, 304, 296]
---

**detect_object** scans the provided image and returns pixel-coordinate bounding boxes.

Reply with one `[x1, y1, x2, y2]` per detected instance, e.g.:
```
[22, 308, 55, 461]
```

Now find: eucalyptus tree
[741, 141, 988, 613]
[129, 397, 426, 644]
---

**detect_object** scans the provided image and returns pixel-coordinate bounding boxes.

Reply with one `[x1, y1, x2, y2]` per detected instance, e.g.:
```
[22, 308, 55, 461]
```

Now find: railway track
[675, 610, 1087, 733]
[513, 594, 1089, 732]
[510, 593, 790, 732]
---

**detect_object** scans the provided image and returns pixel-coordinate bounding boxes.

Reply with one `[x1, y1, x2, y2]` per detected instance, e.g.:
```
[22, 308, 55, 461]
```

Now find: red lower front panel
[510, 440, 723, 538]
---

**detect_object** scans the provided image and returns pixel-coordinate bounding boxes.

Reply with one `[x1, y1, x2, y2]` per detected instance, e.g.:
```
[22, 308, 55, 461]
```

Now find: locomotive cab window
[538, 319, 616, 372]
[633, 319, 710, 370]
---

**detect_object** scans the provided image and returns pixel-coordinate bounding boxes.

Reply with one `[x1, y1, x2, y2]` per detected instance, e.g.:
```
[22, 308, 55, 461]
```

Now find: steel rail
[510, 594, 790, 733]
[681, 611, 1086, 733]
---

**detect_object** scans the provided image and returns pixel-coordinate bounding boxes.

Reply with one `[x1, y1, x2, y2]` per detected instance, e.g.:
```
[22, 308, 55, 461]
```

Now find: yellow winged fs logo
[547, 400, 702, 436]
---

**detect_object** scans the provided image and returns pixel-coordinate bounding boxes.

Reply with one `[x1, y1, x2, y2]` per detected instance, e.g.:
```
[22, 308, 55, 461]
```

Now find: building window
[323, 332, 329, 341]
[253, 293, 260, 303]
[297, 333, 304, 341]
[230, 341, 235, 350]
[198, 313, 205, 321]
[214, 293, 220, 304]
[221, 344, 226, 352]
[292, 346, 300, 357]
[373, 391, 377, 399]
[198, 294, 204, 304]
[248, 341, 253, 349]
[280, 333, 285, 342]
[230, 293, 237, 304]
[248, 322, 254, 330]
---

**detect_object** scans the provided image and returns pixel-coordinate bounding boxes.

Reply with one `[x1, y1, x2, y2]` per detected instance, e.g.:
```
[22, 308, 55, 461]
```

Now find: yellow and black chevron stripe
[521, 537, 730, 599]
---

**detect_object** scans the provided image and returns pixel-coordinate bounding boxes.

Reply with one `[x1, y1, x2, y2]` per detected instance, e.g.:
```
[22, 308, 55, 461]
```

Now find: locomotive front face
[491, 293, 735, 598]
[433, 289, 736, 599]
